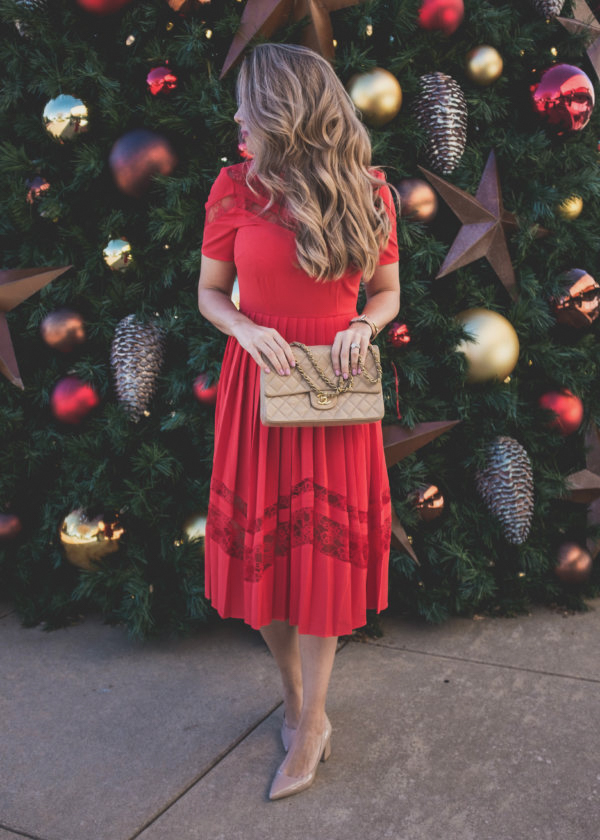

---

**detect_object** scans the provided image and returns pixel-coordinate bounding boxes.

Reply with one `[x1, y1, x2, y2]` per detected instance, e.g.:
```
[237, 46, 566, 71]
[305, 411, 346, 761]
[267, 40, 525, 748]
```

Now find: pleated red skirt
[204, 307, 392, 637]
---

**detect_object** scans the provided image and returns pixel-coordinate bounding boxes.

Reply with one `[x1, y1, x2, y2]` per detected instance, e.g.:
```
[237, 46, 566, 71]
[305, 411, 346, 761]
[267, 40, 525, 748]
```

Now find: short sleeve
[373, 169, 399, 266]
[201, 167, 239, 261]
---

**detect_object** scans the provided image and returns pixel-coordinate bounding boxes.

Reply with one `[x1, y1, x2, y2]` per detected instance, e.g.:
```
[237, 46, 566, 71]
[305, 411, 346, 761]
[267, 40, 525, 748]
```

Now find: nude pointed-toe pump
[269, 718, 332, 801]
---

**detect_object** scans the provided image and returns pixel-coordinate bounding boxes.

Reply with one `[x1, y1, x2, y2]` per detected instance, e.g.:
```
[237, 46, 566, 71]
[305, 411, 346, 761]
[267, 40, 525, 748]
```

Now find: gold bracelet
[349, 315, 378, 341]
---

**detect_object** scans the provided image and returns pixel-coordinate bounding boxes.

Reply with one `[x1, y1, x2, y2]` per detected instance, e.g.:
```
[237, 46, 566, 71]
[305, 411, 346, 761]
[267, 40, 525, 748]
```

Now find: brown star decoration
[220, 0, 364, 79]
[383, 420, 461, 565]
[557, 0, 600, 82]
[0, 265, 72, 389]
[419, 150, 547, 303]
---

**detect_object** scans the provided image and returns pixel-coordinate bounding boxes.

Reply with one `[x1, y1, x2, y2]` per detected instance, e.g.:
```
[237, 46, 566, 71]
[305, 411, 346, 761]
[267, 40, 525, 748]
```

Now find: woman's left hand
[331, 321, 372, 379]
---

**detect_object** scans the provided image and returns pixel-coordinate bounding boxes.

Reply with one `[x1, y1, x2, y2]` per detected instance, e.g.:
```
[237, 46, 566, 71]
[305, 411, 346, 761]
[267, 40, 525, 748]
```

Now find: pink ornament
[146, 65, 178, 96]
[76, 0, 133, 13]
[530, 64, 595, 135]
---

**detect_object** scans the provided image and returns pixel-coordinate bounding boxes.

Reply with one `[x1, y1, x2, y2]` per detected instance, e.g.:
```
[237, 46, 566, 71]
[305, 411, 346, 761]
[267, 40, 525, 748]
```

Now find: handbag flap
[261, 344, 382, 398]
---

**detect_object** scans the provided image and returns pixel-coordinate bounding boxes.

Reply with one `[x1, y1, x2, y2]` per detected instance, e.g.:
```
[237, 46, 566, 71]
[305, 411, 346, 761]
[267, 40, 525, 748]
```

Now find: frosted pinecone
[110, 314, 166, 422]
[530, 0, 565, 18]
[474, 436, 535, 544]
[414, 72, 468, 175]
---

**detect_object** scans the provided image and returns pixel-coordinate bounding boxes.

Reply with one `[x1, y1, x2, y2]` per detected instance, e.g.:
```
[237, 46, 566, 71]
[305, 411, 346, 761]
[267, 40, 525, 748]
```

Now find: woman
[197, 42, 400, 801]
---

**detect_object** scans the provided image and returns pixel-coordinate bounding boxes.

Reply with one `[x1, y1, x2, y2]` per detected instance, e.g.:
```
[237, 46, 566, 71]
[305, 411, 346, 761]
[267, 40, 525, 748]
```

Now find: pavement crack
[367, 641, 600, 683]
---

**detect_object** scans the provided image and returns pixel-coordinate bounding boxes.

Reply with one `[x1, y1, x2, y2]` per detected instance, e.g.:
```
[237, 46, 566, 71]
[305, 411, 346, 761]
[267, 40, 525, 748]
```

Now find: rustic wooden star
[419, 150, 547, 303]
[557, 0, 600, 83]
[220, 0, 364, 79]
[384, 419, 461, 565]
[0, 265, 72, 389]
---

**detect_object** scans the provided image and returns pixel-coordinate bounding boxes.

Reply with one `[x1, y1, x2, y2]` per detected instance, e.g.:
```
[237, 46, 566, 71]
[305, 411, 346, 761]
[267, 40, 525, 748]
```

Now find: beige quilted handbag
[260, 342, 384, 427]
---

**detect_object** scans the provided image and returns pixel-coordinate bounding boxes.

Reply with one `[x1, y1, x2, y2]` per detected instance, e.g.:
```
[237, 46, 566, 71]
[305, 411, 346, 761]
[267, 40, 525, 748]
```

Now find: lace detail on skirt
[206, 477, 391, 583]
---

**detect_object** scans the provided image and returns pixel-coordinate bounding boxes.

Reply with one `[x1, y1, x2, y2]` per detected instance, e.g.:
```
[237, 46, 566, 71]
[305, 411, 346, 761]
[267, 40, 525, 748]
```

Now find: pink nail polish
[335, 369, 341, 376]
[352, 368, 357, 375]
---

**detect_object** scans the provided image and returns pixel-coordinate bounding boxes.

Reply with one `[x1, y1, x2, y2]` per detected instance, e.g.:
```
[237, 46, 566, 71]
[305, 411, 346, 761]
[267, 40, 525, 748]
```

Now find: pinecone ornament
[110, 314, 166, 422]
[414, 72, 468, 175]
[530, 0, 565, 17]
[474, 436, 534, 544]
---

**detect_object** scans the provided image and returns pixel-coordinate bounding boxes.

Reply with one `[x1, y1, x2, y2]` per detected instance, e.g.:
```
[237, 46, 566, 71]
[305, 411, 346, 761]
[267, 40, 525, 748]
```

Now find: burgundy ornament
[25, 175, 50, 205]
[194, 373, 218, 405]
[550, 268, 600, 328]
[397, 178, 438, 222]
[146, 65, 178, 96]
[417, 0, 464, 35]
[555, 541, 593, 584]
[538, 388, 584, 435]
[411, 484, 445, 522]
[387, 321, 411, 347]
[40, 309, 86, 352]
[0, 513, 22, 540]
[51, 376, 100, 425]
[530, 64, 595, 135]
[109, 129, 178, 198]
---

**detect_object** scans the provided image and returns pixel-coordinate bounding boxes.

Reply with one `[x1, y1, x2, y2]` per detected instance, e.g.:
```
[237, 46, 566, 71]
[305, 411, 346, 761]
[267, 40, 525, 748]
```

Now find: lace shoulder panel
[225, 164, 297, 231]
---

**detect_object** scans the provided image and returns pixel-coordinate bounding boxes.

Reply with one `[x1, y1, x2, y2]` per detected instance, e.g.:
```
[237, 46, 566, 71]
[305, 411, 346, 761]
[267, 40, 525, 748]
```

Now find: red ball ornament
[109, 129, 178, 198]
[146, 65, 178, 96]
[0, 513, 22, 540]
[194, 373, 218, 405]
[387, 321, 411, 347]
[76, 0, 133, 13]
[418, 0, 464, 36]
[51, 376, 100, 425]
[538, 388, 584, 435]
[530, 64, 595, 135]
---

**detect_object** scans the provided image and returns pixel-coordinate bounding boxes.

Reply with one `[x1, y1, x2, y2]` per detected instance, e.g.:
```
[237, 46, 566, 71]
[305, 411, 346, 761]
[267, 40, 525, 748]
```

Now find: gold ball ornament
[346, 68, 402, 128]
[103, 237, 133, 271]
[555, 541, 593, 584]
[454, 308, 520, 383]
[43, 95, 89, 142]
[556, 195, 583, 221]
[59, 509, 125, 571]
[465, 46, 503, 86]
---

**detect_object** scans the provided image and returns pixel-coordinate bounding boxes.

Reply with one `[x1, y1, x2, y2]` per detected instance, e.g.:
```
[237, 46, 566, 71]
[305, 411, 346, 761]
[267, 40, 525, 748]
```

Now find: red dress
[200, 160, 399, 637]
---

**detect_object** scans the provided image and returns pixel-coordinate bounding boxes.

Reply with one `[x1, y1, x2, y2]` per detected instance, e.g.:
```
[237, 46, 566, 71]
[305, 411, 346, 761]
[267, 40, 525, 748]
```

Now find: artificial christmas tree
[0, 0, 599, 638]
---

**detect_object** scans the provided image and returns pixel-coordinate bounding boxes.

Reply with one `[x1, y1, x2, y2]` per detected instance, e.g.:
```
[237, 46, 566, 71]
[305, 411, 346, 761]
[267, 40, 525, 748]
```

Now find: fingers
[254, 328, 295, 375]
[332, 326, 372, 378]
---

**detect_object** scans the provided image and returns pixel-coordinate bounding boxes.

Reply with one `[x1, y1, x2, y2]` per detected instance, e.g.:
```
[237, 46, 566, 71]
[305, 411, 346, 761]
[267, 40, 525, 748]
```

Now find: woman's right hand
[232, 322, 296, 375]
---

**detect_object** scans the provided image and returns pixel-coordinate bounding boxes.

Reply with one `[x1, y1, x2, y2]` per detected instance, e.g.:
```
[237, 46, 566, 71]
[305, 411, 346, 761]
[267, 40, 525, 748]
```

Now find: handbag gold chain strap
[289, 341, 383, 397]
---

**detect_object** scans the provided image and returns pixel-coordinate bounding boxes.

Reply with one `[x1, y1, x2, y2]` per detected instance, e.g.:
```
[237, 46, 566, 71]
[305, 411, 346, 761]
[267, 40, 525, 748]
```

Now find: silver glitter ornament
[414, 72, 468, 175]
[475, 436, 535, 544]
[110, 314, 166, 422]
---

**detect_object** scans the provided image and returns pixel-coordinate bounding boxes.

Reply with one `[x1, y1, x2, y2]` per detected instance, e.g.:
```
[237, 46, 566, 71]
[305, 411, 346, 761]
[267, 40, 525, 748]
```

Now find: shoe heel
[321, 735, 331, 762]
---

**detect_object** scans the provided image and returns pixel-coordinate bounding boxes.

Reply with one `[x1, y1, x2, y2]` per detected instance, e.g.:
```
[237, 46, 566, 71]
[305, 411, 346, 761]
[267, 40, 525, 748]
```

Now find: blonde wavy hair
[235, 43, 400, 283]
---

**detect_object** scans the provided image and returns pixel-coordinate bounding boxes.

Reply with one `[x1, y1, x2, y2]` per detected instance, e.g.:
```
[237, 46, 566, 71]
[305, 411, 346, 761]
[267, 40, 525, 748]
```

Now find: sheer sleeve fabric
[201, 167, 239, 262]
[372, 169, 399, 266]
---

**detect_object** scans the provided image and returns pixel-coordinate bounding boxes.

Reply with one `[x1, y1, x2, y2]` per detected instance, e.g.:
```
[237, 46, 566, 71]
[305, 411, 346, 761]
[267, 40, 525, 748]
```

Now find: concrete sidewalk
[1, 597, 599, 840]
